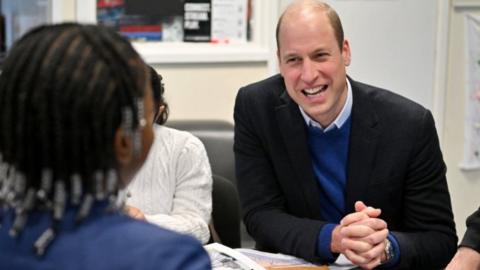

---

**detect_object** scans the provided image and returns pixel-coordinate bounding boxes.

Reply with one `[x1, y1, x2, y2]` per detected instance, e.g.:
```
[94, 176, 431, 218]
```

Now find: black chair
[211, 174, 241, 248]
[166, 120, 236, 185]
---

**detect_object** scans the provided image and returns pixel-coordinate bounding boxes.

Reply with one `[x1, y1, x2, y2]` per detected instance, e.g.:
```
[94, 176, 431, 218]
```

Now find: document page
[205, 243, 266, 270]
[205, 243, 357, 270]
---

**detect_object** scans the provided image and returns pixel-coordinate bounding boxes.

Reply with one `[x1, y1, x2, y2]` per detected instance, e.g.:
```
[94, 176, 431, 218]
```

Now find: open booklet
[204, 243, 356, 270]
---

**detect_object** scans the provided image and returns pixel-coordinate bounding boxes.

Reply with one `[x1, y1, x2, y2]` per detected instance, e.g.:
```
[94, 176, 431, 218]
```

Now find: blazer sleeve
[234, 87, 328, 263]
[460, 207, 480, 252]
[391, 110, 457, 269]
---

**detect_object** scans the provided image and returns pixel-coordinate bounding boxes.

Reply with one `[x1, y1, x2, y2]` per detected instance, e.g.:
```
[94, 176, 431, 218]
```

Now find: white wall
[153, 62, 269, 122]
[444, 0, 480, 240]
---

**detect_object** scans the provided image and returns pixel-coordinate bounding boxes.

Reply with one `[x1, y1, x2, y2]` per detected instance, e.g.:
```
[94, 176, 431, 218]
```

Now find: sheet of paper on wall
[211, 0, 248, 44]
[462, 14, 480, 171]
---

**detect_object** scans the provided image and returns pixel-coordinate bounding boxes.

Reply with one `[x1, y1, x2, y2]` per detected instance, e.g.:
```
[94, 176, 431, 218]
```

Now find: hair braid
[0, 23, 150, 255]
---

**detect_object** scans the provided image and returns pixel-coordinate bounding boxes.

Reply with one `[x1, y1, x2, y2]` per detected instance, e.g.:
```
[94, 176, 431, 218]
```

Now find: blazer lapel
[345, 81, 380, 214]
[275, 91, 321, 218]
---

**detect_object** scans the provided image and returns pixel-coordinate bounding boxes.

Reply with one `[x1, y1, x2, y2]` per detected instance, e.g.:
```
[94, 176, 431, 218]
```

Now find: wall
[165, 0, 441, 123]
[153, 62, 269, 122]
[444, 0, 480, 239]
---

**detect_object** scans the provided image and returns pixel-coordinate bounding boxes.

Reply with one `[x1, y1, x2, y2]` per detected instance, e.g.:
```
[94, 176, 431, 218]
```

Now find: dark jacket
[461, 207, 480, 252]
[234, 74, 457, 269]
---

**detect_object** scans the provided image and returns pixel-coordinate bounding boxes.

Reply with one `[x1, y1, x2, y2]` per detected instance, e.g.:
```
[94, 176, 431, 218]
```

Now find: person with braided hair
[124, 66, 213, 244]
[0, 23, 211, 270]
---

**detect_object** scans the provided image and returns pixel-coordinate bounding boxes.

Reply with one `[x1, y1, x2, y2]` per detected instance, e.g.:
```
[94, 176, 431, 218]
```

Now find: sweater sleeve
[145, 134, 213, 244]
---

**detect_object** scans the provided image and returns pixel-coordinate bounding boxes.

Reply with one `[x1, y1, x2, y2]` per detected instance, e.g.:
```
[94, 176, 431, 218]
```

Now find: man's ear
[114, 128, 133, 166]
[342, 39, 351, 66]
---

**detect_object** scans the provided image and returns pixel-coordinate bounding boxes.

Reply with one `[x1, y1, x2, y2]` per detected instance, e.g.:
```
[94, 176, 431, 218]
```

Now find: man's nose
[300, 59, 318, 84]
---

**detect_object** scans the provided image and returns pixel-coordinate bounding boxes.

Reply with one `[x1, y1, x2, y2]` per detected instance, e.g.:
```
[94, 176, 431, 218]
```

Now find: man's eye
[315, 53, 328, 60]
[286, 57, 299, 64]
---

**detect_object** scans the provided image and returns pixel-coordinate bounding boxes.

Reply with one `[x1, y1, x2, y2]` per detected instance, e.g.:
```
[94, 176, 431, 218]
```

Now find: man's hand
[332, 201, 389, 269]
[125, 205, 146, 221]
[446, 247, 480, 270]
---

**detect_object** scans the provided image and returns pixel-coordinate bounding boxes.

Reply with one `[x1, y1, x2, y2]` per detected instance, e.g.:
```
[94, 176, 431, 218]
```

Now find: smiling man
[233, 1, 457, 269]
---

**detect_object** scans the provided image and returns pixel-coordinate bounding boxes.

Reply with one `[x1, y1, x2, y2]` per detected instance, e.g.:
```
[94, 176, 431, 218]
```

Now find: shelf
[75, 0, 277, 64]
[453, 0, 480, 9]
[132, 42, 270, 64]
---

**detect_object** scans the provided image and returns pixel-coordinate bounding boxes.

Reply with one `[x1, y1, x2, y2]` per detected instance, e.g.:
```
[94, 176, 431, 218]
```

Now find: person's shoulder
[90, 213, 182, 242]
[239, 73, 285, 96]
[83, 215, 211, 269]
[95, 214, 204, 251]
[235, 74, 287, 113]
[156, 125, 206, 153]
[352, 79, 428, 118]
[116, 219, 210, 269]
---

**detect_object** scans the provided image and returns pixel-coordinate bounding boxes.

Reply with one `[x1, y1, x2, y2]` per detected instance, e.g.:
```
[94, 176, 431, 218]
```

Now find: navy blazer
[234, 74, 457, 269]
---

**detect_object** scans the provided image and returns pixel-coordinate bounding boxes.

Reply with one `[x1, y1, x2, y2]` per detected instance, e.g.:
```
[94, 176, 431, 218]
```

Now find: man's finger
[344, 248, 375, 266]
[341, 238, 373, 253]
[340, 211, 370, 226]
[341, 224, 375, 238]
[359, 228, 389, 246]
[352, 217, 387, 231]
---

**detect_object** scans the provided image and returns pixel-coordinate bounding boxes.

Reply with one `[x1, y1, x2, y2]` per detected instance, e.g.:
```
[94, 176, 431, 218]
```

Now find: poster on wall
[183, 0, 211, 42]
[462, 14, 480, 170]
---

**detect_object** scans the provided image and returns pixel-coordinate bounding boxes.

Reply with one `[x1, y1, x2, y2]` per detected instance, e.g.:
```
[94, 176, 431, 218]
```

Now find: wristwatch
[383, 238, 395, 263]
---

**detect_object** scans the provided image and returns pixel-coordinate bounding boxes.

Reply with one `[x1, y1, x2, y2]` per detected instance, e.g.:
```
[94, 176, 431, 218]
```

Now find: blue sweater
[307, 118, 351, 262]
[307, 119, 351, 224]
[307, 118, 400, 267]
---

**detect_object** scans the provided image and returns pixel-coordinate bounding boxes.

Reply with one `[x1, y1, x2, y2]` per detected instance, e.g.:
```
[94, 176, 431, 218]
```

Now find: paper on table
[237, 248, 355, 270]
[205, 243, 356, 270]
[205, 243, 265, 270]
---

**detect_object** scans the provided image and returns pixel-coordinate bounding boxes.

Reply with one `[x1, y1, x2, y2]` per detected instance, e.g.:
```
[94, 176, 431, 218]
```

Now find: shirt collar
[299, 78, 352, 132]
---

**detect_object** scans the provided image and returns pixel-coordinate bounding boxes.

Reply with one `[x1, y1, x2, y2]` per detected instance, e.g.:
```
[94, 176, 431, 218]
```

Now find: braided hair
[148, 66, 169, 125]
[0, 23, 149, 255]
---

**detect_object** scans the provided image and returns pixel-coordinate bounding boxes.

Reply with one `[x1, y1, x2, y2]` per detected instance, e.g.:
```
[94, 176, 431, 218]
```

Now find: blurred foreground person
[0, 23, 210, 270]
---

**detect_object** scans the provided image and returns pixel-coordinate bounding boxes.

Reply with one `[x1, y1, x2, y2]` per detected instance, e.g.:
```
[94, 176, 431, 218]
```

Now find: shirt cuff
[379, 233, 400, 268]
[316, 223, 338, 262]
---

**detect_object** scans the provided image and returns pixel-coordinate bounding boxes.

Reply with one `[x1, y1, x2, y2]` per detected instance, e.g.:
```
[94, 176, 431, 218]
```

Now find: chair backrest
[166, 120, 236, 185]
[210, 174, 241, 248]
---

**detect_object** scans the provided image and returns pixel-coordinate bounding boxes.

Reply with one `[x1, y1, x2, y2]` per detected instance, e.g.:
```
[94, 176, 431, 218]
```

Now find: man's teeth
[302, 85, 327, 96]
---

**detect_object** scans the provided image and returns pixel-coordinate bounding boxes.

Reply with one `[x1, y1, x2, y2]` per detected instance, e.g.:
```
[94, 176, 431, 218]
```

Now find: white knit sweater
[126, 125, 213, 244]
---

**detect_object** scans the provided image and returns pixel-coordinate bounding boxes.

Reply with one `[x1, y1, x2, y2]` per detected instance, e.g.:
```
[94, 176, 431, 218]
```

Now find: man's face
[278, 9, 351, 127]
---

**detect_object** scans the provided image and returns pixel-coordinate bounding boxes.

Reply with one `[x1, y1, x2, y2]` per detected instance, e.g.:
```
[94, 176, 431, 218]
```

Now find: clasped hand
[331, 201, 389, 269]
